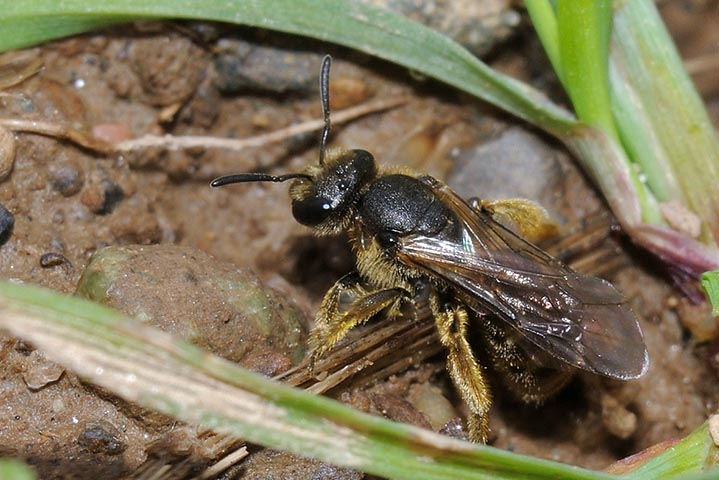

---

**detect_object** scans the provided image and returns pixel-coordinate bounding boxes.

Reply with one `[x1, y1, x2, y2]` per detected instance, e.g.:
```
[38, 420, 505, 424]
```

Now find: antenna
[319, 55, 332, 166]
[210, 172, 312, 187]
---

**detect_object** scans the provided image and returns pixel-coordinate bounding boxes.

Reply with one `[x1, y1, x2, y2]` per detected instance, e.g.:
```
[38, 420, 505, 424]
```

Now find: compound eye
[376, 231, 399, 250]
[292, 196, 333, 226]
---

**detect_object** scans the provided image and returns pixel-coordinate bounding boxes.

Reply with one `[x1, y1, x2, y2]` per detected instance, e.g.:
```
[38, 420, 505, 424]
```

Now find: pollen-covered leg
[468, 197, 558, 243]
[431, 296, 491, 443]
[309, 272, 408, 364]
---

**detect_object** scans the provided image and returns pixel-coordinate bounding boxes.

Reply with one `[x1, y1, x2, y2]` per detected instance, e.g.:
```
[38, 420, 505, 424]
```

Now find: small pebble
[363, 0, 518, 55]
[129, 34, 208, 106]
[601, 394, 638, 439]
[99, 179, 124, 214]
[709, 414, 719, 446]
[92, 123, 132, 143]
[439, 418, 468, 440]
[81, 178, 125, 215]
[0, 202, 14, 245]
[214, 40, 319, 94]
[22, 350, 65, 390]
[49, 164, 84, 197]
[0, 126, 16, 182]
[77, 423, 126, 455]
[40, 252, 74, 274]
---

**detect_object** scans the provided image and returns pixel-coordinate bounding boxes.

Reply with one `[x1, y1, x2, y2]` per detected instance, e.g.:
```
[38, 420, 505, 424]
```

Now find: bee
[211, 56, 649, 442]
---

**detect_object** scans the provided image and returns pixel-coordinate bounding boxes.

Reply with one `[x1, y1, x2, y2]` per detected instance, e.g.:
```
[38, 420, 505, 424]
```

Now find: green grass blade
[525, 1, 562, 83]
[627, 420, 718, 479]
[0, 281, 621, 480]
[0, 459, 37, 480]
[608, 65, 682, 208]
[527, 0, 655, 224]
[610, 0, 719, 245]
[527, 0, 719, 271]
[701, 271, 719, 317]
[0, 0, 577, 136]
[0, 15, 124, 50]
[556, 0, 617, 140]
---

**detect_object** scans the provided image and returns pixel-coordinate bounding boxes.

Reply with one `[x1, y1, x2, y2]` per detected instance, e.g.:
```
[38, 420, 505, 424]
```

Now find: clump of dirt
[76, 244, 310, 370]
[0, 2, 718, 478]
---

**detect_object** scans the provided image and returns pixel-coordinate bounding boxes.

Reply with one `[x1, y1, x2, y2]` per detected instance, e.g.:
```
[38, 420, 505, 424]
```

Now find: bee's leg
[468, 197, 558, 243]
[431, 294, 491, 443]
[310, 272, 408, 364]
[481, 320, 572, 403]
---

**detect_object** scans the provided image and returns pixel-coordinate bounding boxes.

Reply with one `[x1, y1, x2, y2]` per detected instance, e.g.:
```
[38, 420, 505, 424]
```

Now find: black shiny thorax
[358, 174, 458, 241]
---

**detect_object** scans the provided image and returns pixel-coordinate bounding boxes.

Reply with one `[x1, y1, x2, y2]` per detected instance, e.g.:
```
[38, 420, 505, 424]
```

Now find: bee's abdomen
[359, 174, 453, 238]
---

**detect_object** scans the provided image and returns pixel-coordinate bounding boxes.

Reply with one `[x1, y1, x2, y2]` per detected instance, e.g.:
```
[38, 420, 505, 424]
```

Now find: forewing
[397, 183, 648, 379]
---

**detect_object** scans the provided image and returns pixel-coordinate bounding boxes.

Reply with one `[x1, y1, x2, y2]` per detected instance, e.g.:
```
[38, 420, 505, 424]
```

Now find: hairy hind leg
[431, 293, 492, 443]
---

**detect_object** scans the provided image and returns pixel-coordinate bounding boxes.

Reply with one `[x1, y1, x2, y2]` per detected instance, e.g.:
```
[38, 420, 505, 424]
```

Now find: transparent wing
[396, 181, 648, 379]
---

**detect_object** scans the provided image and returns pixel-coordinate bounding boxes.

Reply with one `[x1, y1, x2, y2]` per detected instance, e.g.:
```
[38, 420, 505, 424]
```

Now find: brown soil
[1, 2, 718, 478]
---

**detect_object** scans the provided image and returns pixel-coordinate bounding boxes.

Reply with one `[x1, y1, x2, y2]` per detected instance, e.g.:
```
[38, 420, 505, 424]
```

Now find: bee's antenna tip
[319, 55, 332, 166]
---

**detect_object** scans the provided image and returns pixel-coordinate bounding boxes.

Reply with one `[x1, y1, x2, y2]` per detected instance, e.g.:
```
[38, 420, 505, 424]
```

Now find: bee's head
[210, 55, 377, 234]
[210, 148, 376, 234]
[289, 148, 376, 232]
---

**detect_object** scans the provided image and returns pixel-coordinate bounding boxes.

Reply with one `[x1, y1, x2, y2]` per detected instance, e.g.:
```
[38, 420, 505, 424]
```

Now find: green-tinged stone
[75, 245, 309, 371]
